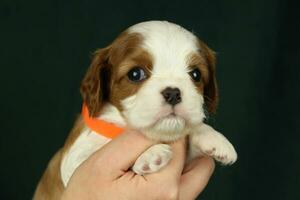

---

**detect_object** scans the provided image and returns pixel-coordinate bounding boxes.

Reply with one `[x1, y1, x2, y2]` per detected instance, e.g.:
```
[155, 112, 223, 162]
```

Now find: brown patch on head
[187, 40, 218, 113]
[80, 31, 153, 117]
[186, 52, 209, 93]
[109, 49, 153, 110]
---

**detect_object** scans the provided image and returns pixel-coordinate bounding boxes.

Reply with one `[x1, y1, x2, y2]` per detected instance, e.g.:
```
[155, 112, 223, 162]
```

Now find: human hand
[61, 131, 214, 200]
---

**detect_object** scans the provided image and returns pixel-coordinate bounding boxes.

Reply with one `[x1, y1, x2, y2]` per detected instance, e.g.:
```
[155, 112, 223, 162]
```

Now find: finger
[179, 157, 215, 200]
[88, 130, 155, 178]
[146, 138, 186, 181]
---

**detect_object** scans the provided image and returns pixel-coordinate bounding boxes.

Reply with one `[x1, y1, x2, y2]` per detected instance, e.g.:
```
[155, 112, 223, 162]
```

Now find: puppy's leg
[189, 124, 237, 165]
[132, 144, 172, 175]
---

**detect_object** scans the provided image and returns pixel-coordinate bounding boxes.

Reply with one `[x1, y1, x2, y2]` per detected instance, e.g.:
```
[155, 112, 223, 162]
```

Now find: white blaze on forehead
[128, 21, 199, 76]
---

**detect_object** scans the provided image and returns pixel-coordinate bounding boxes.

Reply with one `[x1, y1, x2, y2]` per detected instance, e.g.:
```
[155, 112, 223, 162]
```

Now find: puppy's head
[81, 21, 218, 141]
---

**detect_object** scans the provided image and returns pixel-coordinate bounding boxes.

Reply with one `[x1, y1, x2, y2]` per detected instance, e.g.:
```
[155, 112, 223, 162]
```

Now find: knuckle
[161, 187, 179, 200]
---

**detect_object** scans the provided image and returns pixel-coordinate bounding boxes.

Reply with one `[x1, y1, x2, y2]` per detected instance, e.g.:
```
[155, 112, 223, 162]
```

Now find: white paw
[196, 130, 237, 165]
[132, 144, 172, 175]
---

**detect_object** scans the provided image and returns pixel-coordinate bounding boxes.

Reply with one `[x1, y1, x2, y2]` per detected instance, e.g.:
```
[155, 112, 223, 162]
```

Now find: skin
[61, 131, 215, 200]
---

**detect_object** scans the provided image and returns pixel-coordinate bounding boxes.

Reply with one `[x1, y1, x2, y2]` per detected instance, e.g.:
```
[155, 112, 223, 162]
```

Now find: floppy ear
[80, 47, 111, 117]
[200, 42, 218, 114]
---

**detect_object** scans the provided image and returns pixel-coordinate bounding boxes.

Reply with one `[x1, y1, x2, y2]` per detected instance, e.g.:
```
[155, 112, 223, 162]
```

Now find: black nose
[161, 87, 181, 106]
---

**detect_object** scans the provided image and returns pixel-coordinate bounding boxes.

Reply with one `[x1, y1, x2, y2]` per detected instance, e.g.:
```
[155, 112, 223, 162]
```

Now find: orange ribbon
[82, 103, 124, 138]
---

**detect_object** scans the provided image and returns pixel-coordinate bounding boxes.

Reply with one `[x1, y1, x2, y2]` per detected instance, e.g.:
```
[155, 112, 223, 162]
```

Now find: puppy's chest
[60, 128, 111, 187]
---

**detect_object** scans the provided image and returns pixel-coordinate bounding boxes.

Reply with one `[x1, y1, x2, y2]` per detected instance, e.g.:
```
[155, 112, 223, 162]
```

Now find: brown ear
[200, 41, 218, 114]
[80, 47, 111, 117]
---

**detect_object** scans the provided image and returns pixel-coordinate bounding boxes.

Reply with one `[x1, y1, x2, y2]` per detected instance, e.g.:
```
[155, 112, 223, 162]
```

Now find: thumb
[88, 130, 155, 179]
[179, 157, 215, 200]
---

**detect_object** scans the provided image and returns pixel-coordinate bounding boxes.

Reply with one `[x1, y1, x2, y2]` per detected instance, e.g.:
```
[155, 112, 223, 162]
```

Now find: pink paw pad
[155, 157, 162, 165]
[206, 147, 216, 155]
[142, 164, 150, 171]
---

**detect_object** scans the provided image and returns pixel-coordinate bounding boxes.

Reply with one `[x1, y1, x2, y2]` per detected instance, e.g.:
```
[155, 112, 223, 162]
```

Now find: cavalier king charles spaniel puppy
[34, 21, 237, 199]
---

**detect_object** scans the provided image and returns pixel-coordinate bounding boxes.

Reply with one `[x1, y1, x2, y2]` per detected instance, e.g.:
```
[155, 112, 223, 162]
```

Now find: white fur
[123, 21, 205, 141]
[189, 124, 238, 164]
[60, 104, 122, 187]
[61, 21, 237, 185]
[97, 102, 126, 126]
[60, 128, 111, 187]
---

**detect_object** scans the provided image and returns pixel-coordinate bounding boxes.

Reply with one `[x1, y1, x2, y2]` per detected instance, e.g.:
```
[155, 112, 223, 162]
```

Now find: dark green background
[1, 0, 299, 199]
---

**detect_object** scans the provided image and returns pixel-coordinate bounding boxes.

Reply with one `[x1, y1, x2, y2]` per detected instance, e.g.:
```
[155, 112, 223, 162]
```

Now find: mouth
[157, 109, 185, 122]
[152, 111, 186, 130]
[165, 112, 176, 118]
[142, 109, 187, 142]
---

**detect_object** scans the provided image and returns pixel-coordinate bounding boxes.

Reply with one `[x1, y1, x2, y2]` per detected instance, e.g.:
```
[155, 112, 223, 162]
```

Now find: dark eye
[189, 68, 201, 82]
[127, 67, 147, 82]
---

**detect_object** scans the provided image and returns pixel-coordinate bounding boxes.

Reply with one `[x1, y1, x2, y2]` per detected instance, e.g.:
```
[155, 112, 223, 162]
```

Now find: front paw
[194, 130, 237, 165]
[132, 144, 172, 175]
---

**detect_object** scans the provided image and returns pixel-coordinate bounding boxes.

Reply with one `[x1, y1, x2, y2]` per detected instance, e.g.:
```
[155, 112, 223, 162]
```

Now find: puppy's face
[81, 21, 218, 141]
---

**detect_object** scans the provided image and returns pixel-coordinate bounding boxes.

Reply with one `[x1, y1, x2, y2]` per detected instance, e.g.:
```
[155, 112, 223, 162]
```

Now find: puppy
[34, 21, 237, 199]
